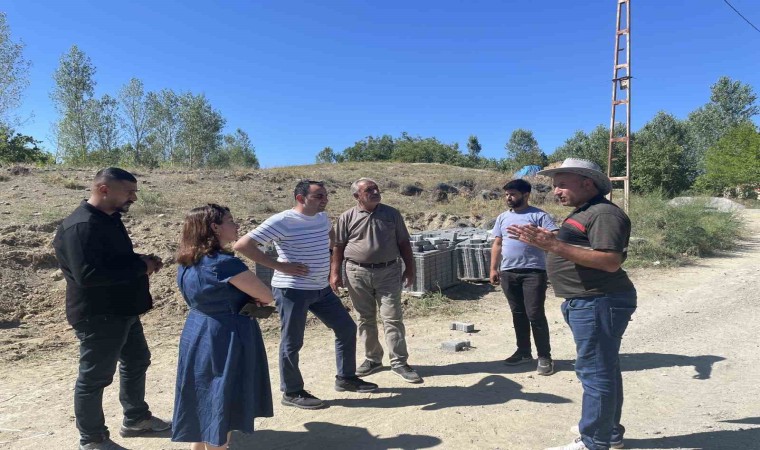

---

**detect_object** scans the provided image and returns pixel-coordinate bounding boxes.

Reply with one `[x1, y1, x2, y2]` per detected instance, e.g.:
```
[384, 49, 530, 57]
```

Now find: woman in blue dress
[172, 204, 274, 449]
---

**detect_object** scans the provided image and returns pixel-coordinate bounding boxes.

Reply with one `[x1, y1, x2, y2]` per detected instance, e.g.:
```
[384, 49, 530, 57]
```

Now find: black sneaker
[79, 439, 125, 450]
[281, 390, 325, 410]
[119, 416, 171, 437]
[537, 357, 555, 376]
[504, 350, 533, 365]
[335, 376, 379, 393]
[391, 364, 423, 383]
[356, 359, 383, 376]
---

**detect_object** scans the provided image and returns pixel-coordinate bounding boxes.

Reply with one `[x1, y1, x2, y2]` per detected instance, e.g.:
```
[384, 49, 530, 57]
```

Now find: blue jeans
[273, 286, 357, 393]
[561, 290, 636, 450]
[73, 315, 152, 445]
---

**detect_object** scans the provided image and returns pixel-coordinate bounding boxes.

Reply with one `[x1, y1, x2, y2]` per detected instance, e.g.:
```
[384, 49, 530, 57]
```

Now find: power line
[723, 0, 760, 33]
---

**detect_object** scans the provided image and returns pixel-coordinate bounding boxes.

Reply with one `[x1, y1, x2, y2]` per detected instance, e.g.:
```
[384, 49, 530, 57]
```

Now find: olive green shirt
[335, 203, 411, 264]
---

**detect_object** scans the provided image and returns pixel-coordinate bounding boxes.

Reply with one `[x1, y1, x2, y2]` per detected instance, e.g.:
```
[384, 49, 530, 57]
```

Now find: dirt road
[1, 210, 758, 450]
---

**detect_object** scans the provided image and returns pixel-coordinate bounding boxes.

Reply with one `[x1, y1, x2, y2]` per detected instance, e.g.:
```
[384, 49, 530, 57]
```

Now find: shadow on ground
[626, 424, 760, 450]
[0, 320, 21, 329]
[443, 281, 496, 300]
[414, 359, 575, 378]
[234, 421, 441, 450]
[414, 353, 725, 381]
[329, 374, 570, 411]
[619, 352, 725, 379]
[721, 417, 760, 425]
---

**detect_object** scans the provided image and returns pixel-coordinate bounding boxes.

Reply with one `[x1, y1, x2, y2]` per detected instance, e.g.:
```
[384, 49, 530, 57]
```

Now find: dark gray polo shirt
[547, 195, 635, 298]
[335, 203, 411, 264]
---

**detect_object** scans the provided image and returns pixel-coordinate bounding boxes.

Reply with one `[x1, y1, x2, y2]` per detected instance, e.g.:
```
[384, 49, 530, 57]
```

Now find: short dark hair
[94, 167, 137, 185]
[293, 179, 324, 199]
[503, 179, 532, 193]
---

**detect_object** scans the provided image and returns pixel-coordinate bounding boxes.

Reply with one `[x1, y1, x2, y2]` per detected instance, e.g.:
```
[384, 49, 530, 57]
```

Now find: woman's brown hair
[176, 204, 231, 266]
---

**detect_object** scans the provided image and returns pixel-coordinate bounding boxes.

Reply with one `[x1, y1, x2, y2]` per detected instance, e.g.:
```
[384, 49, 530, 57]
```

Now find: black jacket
[53, 200, 152, 326]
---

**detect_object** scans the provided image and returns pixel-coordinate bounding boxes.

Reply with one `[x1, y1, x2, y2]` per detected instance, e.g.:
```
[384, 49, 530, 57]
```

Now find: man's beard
[116, 201, 133, 213]
[508, 198, 524, 209]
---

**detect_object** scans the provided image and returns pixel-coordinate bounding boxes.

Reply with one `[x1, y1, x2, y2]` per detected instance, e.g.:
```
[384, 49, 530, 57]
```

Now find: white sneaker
[544, 437, 588, 450]
[570, 425, 624, 449]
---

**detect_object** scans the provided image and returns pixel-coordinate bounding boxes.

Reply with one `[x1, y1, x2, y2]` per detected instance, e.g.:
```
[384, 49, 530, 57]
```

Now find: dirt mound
[0, 164, 509, 361]
[405, 212, 485, 231]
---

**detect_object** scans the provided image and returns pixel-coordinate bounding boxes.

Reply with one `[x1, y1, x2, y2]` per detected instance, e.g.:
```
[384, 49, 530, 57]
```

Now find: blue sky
[5, 1, 760, 167]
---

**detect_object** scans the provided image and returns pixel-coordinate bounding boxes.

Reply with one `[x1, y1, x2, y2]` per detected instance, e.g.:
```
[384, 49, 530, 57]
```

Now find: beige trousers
[345, 262, 409, 368]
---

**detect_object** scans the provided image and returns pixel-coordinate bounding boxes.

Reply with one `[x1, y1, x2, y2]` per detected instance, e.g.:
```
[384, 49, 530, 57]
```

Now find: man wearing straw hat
[507, 158, 636, 450]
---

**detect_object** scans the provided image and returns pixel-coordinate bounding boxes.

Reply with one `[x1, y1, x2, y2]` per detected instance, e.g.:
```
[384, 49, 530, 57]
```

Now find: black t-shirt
[547, 196, 635, 298]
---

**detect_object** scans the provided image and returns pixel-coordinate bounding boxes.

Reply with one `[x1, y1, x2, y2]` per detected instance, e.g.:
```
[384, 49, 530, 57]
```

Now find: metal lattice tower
[607, 0, 632, 211]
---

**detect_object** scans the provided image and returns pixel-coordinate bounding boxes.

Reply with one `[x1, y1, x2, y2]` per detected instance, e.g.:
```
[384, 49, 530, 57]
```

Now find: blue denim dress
[172, 253, 273, 446]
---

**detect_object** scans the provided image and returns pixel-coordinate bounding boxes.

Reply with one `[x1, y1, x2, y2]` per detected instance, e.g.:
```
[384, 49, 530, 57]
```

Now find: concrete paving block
[441, 340, 471, 352]
[450, 321, 475, 332]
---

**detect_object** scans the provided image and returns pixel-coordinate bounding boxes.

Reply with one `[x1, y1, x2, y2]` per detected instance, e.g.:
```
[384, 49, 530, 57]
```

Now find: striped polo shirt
[247, 210, 330, 290]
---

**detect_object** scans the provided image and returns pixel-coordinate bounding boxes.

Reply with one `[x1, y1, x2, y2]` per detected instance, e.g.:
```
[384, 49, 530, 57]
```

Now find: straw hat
[537, 158, 612, 195]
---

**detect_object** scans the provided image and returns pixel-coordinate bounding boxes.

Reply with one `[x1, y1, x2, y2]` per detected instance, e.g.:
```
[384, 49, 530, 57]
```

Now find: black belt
[503, 268, 546, 274]
[348, 259, 397, 269]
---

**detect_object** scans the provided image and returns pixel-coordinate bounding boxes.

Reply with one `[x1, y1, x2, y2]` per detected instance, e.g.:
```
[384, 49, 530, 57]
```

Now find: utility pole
[607, 0, 632, 211]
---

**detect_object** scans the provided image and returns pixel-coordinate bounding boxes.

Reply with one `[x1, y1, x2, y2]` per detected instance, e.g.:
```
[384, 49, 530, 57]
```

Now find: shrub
[403, 290, 464, 318]
[43, 174, 86, 190]
[626, 193, 743, 265]
[132, 189, 169, 215]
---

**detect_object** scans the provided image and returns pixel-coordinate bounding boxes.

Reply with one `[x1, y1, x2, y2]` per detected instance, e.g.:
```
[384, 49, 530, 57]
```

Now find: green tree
[216, 128, 259, 168]
[709, 76, 759, 122]
[0, 125, 52, 164]
[630, 112, 692, 196]
[342, 135, 395, 162]
[89, 94, 122, 164]
[146, 89, 181, 164]
[467, 135, 482, 157]
[316, 146, 336, 163]
[696, 122, 760, 193]
[119, 78, 151, 165]
[0, 13, 31, 125]
[686, 76, 758, 172]
[51, 45, 97, 163]
[505, 128, 547, 168]
[392, 132, 465, 164]
[176, 92, 225, 168]
[551, 125, 612, 170]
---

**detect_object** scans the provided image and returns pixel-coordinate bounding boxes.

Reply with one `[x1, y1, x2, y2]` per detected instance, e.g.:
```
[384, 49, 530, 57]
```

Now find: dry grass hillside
[0, 162, 535, 362]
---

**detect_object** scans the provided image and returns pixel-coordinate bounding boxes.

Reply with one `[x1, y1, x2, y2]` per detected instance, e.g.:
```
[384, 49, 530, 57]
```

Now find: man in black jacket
[54, 168, 170, 450]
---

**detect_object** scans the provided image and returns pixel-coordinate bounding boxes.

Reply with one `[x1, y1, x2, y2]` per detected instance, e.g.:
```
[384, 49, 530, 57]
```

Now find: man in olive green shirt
[330, 178, 422, 384]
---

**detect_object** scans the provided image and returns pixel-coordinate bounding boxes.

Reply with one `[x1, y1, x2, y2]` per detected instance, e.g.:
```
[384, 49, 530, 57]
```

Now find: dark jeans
[500, 269, 551, 358]
[73, 315, 152, 445]
[273, 286, 357, 393]
[562, 290, 637, 450]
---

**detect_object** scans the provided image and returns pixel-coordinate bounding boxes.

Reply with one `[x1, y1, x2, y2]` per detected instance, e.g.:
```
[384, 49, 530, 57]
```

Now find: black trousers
[500, 270, 551, 358]
[73, 315, 152, 445]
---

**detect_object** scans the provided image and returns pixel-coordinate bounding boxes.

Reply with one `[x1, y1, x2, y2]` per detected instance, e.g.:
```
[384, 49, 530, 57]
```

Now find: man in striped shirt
[234, 180, 378, 410]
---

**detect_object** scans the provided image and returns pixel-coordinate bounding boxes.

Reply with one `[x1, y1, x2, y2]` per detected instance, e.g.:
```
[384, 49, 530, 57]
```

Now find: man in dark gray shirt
[508, 159, 635, 450]
[330, 178, 422, 384]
